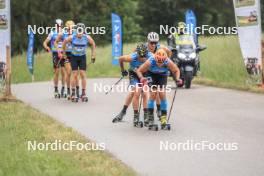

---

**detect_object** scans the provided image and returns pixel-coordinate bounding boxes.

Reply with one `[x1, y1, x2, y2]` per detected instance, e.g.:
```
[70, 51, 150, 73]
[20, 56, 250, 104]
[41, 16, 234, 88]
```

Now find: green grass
[0, 102, 136, 176]
[194, 35, 264, 93]
[12, 43, 137, 83]
[11, 35, 264, 92]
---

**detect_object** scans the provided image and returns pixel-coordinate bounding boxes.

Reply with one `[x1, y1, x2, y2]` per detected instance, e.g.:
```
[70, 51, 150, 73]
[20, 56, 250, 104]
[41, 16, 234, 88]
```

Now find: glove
[91, 57, 96, 64]
[46, 47, 51, 53]
[121, 70, 128, 77]
[176, 78, 183, 87]
[140, 77, 148, 86]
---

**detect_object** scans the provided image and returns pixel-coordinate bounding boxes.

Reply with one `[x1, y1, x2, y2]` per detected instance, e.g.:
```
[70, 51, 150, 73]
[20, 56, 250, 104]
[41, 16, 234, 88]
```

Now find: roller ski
[133, 113, 143, 128]
[147, 113, 158, 131]
[60, 87, 67, 98]
[54, 91, 60, 99]
[80, 94, 88, 102]
[112, 111, 125, 123]
[160, 115, 171, 130]
[71, 92, 78, 102]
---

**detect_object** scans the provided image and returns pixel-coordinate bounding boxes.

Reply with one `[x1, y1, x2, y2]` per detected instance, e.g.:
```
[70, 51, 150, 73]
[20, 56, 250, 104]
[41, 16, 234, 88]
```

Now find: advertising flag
[27, 30, 34, 75]
[185, 9, 198, 45]
[0, 0, 11, 63]
[111, 13, 122, 65]
[233, 0, 262, 75]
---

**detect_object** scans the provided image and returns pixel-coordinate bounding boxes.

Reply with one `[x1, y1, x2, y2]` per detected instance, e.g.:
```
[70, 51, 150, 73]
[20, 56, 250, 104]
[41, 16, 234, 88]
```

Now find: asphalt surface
[13, 78, 264, 176]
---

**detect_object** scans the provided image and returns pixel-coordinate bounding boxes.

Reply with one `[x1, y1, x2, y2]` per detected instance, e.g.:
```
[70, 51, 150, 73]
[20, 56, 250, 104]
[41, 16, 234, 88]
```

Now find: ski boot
[156, 109, 162, 119]
[133, 113, 143, 128]
[76, 89, 80, 99]
[112, 111, 126, 123]
[81, 94, 88, 102]
[54, 91, 60, 99]
[160, 115, 171, 130]
[148, 113, 158, 131]
[61, 87, 67, 98]
[143, 112, 149, 127]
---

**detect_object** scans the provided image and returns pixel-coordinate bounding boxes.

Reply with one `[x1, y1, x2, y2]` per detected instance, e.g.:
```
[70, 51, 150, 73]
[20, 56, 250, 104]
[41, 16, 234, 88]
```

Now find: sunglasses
[149, 42, 157, 45]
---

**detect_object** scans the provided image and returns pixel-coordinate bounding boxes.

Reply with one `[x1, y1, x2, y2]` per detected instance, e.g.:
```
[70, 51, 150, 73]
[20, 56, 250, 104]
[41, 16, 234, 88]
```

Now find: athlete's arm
[87, 35, 96, 59]
[136, 60, 151, 79]
[119, 55, 132, 72]
[160, 44, 172, 58]
[43, 36, 51, 52]
[62, 36, 72, 55]
[167, 59, 180, 80]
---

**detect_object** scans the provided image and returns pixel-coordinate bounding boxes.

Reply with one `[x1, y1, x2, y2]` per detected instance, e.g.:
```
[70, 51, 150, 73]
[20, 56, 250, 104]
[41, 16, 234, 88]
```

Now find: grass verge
[0, 101, 136, 176]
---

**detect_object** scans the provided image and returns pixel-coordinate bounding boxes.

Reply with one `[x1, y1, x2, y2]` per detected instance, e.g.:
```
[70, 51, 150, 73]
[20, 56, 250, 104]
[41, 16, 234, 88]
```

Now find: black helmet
[136, 44, 148, 57]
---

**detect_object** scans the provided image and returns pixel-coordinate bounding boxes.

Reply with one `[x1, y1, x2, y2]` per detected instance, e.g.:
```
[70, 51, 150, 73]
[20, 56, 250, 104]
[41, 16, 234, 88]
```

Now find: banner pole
[5, 45, 12, 96]
[261, 40, 264, 88]
[32, 74, 34, 82]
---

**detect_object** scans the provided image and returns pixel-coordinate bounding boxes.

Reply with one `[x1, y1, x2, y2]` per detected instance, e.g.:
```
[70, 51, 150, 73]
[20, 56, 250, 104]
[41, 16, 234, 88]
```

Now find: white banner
[233, 0, 262, 75]
[0, 0, 10, 63]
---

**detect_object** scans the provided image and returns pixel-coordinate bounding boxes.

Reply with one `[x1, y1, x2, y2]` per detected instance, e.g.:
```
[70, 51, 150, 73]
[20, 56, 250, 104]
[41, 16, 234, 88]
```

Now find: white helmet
[147, 32, 159, 42]
[55, 19, 63, 26]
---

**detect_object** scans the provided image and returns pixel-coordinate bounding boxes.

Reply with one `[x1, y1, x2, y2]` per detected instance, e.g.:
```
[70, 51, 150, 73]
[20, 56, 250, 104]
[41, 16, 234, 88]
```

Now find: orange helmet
[155, 49, 167, 63]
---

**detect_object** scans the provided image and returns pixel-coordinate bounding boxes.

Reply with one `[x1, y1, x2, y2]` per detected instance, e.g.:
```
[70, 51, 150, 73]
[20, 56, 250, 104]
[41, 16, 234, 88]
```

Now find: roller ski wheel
[71, 96, 78, 102]
[161, 123, 171, 131]
[112, 111, 126, 123]
[144, 120, 149, 127]
[134, 121, 143, 128]
[67, 94, 71, 100]
[148, 124, 159, 131]
[54, 92, 60, 99]
[81, 95, 88, 102]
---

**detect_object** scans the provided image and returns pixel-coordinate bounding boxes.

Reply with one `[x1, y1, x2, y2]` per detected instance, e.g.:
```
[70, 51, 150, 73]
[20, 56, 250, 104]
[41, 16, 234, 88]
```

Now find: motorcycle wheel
[184, 71, 193, 89]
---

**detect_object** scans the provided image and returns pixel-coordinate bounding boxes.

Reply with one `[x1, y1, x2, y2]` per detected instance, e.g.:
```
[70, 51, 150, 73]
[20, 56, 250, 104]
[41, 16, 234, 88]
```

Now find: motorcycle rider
[167, 22, 196, 49]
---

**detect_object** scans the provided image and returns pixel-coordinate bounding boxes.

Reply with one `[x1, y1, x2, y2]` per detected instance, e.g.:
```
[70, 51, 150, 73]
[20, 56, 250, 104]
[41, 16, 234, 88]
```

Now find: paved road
[13, 79, 264, 176]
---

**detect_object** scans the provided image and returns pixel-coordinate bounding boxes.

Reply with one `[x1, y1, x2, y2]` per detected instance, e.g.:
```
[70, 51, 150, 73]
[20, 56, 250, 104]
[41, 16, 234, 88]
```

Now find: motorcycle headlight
[189, 52, 196, 59]
[177, 53, 186, 60]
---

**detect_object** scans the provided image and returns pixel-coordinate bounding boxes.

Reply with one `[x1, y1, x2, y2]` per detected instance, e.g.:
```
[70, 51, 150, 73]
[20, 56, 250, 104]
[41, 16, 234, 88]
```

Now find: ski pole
[138, 90, 143, 115]
[167, 84, 178, 122]
[105, 76, 124, 95]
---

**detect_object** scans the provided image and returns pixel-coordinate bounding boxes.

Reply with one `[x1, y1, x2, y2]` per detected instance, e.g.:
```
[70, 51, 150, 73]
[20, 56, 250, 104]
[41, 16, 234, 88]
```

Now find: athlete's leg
[79, 55, 87, 99]
[147, 91, 157, 126]
[60, 65, 66, 97]
[70, 55, 78, 99]
[122, 91, 134, 113]
[54, 68, 59, 92]
[132, 86, 141, 112]
[79, 70, 86, 95]
[52, 52, 60, 96]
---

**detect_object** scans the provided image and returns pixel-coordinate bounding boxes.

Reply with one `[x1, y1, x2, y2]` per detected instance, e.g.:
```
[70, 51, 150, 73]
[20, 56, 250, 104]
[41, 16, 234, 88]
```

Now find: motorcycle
[170, 44, 206, 88]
